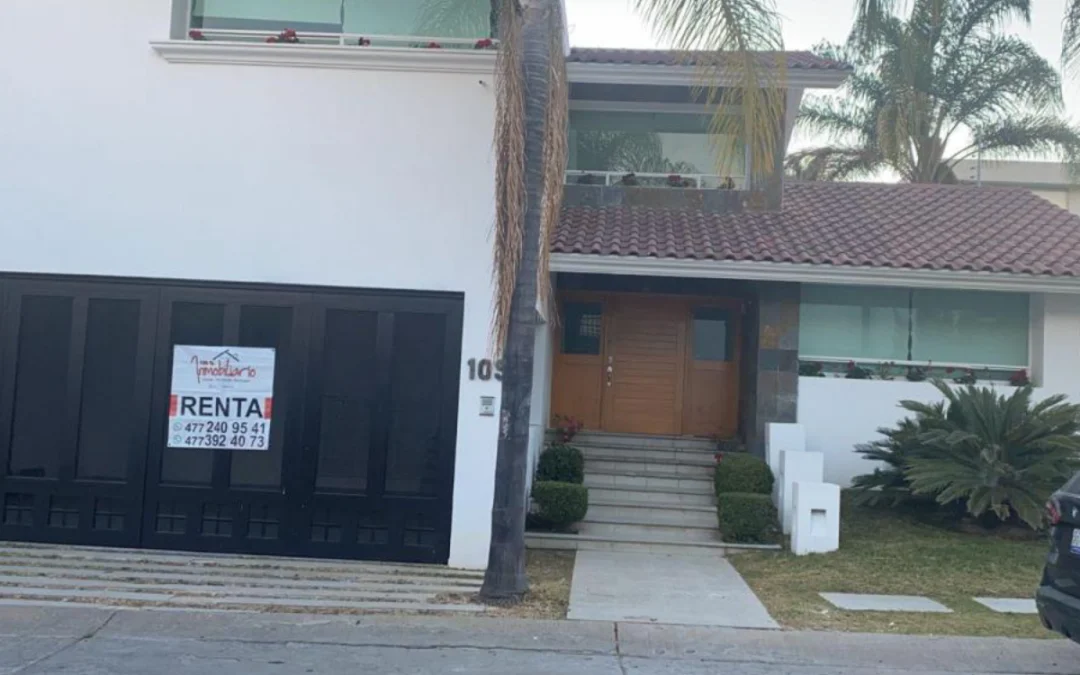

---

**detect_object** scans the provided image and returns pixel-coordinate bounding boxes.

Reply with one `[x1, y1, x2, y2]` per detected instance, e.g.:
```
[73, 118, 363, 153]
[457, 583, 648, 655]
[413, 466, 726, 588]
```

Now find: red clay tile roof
[553, 182, 1080, 277]
[568, 48, 851, 71]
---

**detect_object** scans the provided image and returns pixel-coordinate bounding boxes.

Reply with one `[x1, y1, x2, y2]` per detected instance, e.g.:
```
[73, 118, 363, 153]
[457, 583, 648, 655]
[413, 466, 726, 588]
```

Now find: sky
[563, 0, 1079, 156]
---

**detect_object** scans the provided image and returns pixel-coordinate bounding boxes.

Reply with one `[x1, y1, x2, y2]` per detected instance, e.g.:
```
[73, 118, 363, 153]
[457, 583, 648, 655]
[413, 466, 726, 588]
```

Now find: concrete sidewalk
[0, 605, 1074, 674]
[568, 550, 778, 628]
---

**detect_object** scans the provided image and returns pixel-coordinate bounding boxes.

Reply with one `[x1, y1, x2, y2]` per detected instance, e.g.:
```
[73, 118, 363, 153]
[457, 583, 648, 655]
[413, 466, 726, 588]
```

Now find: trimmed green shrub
[536, 443, 584, 484]
[714, 453, 774, 495]
[531, 481, 588, 528]
[716, 493, 778, 543]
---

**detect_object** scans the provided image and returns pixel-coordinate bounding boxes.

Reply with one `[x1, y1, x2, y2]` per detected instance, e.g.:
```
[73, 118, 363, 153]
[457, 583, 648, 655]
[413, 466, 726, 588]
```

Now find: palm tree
[787, 0, 1080, 183]
[481, 0, 785, 602]
[858, 0, 1080, 75]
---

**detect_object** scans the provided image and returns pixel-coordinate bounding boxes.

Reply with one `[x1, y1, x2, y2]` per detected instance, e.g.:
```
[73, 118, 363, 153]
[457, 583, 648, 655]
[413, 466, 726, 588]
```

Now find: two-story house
[5, 0, 1080, 569]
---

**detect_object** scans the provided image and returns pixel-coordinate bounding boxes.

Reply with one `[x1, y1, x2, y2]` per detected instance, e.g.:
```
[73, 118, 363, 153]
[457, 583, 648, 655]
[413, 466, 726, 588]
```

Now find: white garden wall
[0, 0, 499, 568]
[799, 291, 1080, 486]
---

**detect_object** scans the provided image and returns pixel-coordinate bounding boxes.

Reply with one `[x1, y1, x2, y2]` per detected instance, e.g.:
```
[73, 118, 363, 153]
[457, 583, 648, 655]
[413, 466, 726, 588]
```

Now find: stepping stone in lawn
[972, 597, 1037, 614]
[820, 593, 952, 613]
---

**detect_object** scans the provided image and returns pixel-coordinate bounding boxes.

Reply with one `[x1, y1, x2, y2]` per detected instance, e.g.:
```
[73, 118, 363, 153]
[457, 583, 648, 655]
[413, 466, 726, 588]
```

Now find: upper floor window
[799, 284, 1030, 368]
[567, 109, 745, 188]
[182, 0, 496, 43]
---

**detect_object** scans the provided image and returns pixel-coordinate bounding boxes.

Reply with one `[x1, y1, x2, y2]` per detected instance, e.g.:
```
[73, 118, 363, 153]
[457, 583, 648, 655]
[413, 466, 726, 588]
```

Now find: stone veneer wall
[743, 281, 800, 456]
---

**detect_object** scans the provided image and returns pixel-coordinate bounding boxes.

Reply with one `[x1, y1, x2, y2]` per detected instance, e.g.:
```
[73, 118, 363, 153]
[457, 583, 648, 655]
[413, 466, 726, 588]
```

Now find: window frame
[798, 284, 1032, 372]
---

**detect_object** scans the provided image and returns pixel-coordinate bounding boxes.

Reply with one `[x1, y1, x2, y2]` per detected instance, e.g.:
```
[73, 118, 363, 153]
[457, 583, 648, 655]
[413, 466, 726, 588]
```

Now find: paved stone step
[584, 471, 712, 492]
[0, 547, 482, 581]
[579, 520, 721, 543]
[581, 447, 716, 466]
[0, 564, 481, 592]
[0, 589, 486, 614]
[0, 574, 475, 599]
[586, 504, 718, 528]
[585, 458, 714, 477]
[569, 432, 717, 452]
[526, 531, 758, 556]
[587, 486, 715, 506]
[0, 543, 484, 579]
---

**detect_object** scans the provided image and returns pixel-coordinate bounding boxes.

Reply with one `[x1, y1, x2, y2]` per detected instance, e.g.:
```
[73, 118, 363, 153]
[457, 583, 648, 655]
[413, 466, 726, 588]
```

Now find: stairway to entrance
[528, 431, 727, 554]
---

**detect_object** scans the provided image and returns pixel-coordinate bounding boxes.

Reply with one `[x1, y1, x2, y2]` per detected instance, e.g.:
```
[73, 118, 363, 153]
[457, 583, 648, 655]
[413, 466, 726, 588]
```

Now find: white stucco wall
[0, 0, 500, 568]
[799, 292, 1080, 486]
[526, 321, 555, 493]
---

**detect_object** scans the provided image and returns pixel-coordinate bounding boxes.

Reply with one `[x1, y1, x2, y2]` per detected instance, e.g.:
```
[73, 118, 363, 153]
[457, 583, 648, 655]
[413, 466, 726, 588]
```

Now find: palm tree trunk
[480, 0, 554, 602]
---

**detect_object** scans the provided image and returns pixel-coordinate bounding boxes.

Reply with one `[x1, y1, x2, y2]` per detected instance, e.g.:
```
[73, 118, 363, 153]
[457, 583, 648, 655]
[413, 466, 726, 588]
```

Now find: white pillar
[791, 482, 841, 555]
[766, 423, 805, 506]
[780, 450, 824, 535]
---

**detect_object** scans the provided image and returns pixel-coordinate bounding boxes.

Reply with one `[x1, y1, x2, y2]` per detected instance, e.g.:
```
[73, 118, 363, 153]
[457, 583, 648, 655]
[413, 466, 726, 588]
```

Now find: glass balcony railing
[186, 0, 497, 47]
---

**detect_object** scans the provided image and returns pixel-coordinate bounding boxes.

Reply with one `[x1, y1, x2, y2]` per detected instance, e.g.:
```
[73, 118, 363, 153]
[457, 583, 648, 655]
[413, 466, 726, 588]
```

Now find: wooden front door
[550, 292, 742, 438]
[603, 296, 686, 435]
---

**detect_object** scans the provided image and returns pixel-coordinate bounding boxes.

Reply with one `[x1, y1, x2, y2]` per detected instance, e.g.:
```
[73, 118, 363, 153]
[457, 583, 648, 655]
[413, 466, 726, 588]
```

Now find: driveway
[0, 605, 1074, 674]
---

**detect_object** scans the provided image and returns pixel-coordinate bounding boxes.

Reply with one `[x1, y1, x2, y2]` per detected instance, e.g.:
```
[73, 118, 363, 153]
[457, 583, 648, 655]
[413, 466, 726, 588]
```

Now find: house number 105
[467, 358, 503, 382]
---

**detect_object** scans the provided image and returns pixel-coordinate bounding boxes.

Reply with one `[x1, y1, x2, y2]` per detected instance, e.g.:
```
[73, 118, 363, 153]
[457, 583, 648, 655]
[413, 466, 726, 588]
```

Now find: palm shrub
[852, 380, 1080, 529]
[850, 410, 943, 508]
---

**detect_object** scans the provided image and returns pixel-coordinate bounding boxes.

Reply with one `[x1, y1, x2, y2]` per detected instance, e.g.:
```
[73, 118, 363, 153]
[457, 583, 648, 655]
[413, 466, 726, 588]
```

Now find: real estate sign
[167, 345, 275, 451]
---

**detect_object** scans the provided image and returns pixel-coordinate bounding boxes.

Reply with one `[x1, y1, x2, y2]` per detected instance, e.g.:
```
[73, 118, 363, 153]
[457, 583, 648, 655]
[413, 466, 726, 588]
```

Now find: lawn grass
[727, 497, 1054, 638]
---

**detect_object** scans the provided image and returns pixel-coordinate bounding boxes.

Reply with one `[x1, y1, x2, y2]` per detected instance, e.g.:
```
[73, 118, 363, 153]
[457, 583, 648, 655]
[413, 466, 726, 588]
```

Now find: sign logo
[167, 345, 276, 451]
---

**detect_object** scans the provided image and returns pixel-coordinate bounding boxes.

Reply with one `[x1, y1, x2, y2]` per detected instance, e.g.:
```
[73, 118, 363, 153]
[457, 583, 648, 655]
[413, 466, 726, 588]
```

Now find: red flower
[847, 360, 855, 369]
[474, 38, 494, 49]
[266, 36, 278, 43]
[188, 29, 206, 40]
[714, 452, 724, 464]
[282, 28, 298, 39]
[426, 41, 443, 48]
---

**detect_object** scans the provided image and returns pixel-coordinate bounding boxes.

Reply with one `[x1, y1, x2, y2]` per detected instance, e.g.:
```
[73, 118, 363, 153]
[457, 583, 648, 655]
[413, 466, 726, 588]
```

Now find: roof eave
[550, 253, 1080, 294]
[566, 62, 850, 89]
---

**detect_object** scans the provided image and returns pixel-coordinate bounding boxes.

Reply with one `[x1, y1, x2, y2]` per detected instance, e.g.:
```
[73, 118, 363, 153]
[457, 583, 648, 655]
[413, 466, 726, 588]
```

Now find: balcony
[563, 170, 750, 213]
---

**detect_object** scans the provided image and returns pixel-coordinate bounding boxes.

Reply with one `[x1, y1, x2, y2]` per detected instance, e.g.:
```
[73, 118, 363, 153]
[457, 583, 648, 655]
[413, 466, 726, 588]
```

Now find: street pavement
[0, 604, 1076, 674]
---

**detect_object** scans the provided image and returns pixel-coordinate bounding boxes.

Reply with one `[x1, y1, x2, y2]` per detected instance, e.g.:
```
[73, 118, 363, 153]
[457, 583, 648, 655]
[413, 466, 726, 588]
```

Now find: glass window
[799, 285, 1029, 367]
[692, 308, 733, 361]
[189, 0, 493, 38]
[561, 302, 602, 355]
[568, 110, 744, 178]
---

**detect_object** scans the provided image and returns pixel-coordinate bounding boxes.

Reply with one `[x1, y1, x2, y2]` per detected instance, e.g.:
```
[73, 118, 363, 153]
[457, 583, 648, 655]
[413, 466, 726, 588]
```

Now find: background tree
[787, 0, 1080, 182]
[481, 0, 786, 602]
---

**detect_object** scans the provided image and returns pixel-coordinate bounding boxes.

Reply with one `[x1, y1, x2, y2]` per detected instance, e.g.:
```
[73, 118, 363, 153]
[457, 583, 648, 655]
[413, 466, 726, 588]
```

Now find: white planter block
[791, 482, 841, 555]
[779, 450, 824, 535]
[766, 423, 805, 506]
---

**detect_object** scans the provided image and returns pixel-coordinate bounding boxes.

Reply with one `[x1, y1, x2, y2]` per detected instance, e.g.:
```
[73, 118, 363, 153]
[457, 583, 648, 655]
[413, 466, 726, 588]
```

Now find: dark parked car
[1037, 471, 1080, 643]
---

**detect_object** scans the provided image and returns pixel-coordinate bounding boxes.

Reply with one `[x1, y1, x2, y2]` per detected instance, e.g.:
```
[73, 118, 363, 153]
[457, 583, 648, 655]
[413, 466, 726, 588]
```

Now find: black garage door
[0, 277, 462, 564]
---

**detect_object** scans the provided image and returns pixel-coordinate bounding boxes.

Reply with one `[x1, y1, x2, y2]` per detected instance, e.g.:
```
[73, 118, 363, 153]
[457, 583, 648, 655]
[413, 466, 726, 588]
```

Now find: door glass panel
[230, 305, 292, 488]
[386, 313, 445, 496]
[315, 310, 377, 492]
[160, 302, 224, 485]
[692, 308, 733, 361]
[9, 296, 73, 478]
[561, 302, 602, 355]
[76, 299, 141, 481]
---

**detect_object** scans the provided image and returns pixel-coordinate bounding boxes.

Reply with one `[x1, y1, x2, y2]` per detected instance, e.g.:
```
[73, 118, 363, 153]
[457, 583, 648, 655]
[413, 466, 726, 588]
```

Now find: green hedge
[714, 453, 774, 495]
[531, 481, 589, 528]
[536, 444, 584, 484]
[716, 493, 778, 543]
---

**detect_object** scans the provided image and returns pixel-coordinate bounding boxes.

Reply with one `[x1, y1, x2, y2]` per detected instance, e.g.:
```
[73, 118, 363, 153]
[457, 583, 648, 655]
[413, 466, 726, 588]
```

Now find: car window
[1065, 471, 1080, 494]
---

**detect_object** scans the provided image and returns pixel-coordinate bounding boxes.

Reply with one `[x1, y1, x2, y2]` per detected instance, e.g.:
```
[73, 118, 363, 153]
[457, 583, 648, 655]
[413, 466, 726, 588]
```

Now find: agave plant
[857, 380, 1080, 529]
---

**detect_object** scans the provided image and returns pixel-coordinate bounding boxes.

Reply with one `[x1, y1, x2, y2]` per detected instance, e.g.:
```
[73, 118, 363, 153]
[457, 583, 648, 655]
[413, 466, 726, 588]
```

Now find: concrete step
[525, 531, 771, 556]
[587, 486, 715, 507]
[579, 520, 721, 543]
[585, 457, 714, 477]
[569, 431, 717, 453]
[580, 446, 716, 466]
[584, 470, 713, 493]
[0, 596, 488, 614]
[0, 564, 482, 592]
[586, 503, 718, 528]
[0, 543, 484, 579]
